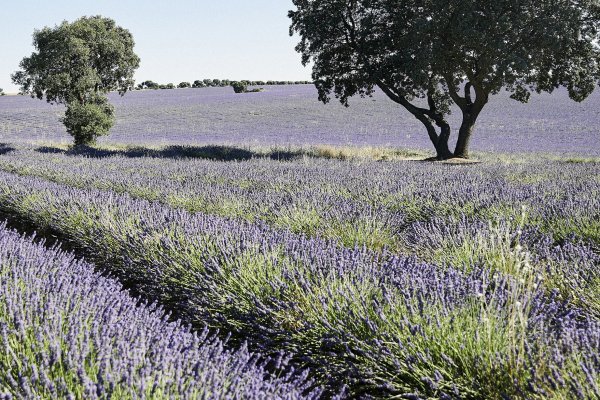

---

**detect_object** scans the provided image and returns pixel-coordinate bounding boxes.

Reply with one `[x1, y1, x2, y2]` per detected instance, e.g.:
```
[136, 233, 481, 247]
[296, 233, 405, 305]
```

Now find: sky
[0, 0, 311, 93]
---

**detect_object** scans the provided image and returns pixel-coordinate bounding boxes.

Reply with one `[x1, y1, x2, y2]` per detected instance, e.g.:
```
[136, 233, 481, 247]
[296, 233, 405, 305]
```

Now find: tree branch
[375, 78, 441, 145]
[443, 74, 467, 110]
[464, 82, 473, 105]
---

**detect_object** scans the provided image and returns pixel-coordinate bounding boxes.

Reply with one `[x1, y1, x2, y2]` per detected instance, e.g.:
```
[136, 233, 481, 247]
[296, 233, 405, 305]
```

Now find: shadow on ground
[0, 144, 15, 155]
[35, 144, 306, 161]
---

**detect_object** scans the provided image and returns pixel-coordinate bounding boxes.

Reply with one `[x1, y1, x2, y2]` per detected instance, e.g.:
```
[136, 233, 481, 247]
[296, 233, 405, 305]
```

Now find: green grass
[541, 215, 600, 248]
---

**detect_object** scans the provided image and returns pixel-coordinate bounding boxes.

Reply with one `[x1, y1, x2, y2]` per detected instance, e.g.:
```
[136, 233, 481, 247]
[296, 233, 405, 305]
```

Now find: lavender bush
[0, 145, 597, 251]
[0, 222, 320, 399]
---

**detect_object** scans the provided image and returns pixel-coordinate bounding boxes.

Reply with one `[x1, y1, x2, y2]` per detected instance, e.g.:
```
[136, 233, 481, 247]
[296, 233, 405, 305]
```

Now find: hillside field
[1, 85, 600, 155]
[0, 86, 599, 399]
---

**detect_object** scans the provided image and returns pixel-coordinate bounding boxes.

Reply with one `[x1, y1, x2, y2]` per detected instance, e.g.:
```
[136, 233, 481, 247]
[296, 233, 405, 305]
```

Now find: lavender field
[3, 0, 600, 397]
[0, 136, 597, 398]
[1, 85, 600, 155]
[0, 223, 319, 399]
[0, 86, 599, 399]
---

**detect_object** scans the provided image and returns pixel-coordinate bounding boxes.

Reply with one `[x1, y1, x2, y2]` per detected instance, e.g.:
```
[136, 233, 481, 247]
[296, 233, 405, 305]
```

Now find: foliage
[289, 0, 600, 159]
[231, 81, 264, 94]
[232, 81, 249, 93]
[12, 16, 139, 104]
[134, 79, 309, 90]
[138, 80, 159, 90]
[11, 16, 139, 145]
[0, 88, 4, 96]
[62, 93, 114, 146]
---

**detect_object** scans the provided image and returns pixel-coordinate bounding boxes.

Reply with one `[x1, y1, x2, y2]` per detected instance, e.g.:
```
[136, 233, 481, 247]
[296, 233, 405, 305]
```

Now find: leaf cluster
[62, 93, 115, 146]
[289, 0, 600, 110]
[11, 16, 140, 105]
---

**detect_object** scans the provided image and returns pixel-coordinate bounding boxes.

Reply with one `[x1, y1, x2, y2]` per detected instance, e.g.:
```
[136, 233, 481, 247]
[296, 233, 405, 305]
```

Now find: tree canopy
[12, 16, 140, 145]
[290, 0, 600, 159]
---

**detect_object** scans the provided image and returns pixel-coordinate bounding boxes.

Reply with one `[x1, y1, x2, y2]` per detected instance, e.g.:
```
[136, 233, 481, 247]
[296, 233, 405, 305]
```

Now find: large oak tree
[289, 0, 600, 159]
[12, 16, 140, 146]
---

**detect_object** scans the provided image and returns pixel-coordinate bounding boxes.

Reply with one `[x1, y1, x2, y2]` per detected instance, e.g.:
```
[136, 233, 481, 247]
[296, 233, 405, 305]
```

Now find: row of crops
[0, 223, 319, 399]
[0, 144, 599, 398]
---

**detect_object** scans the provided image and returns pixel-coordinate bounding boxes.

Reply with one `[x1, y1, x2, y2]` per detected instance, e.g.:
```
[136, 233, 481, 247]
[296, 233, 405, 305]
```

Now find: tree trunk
[434, 124, 453, 160]
[374, 81, 454, 160]
[453, 84, 489, 159]
[419, 120, 453, 160]
[454, 120, 474, 158]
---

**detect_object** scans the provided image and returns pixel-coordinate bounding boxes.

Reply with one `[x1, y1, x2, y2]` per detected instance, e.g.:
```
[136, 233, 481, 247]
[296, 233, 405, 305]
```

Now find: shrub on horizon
[138, 80, 159, 90]
[231, 81, 248, 93]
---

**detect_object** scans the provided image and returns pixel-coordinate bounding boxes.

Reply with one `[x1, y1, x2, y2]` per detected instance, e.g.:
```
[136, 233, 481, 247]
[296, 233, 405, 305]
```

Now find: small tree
[12, 16, 139, 146]
[231, 81, 248, 93]
[0, 88, 5, 96]
[290, 1, 600, 159]
[203, 79, 212, 87]
[192, 80, 205, 88]
[178, 81, 191, 88]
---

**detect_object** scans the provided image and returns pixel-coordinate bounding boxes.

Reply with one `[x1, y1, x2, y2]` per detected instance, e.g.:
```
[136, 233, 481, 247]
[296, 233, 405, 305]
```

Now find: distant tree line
[136, 79, 312, 90]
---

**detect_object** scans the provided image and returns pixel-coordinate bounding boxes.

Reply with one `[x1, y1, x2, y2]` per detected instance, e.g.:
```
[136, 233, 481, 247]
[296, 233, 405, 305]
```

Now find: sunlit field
[0, 86, 599, 398]
[2, 85, 600, 156]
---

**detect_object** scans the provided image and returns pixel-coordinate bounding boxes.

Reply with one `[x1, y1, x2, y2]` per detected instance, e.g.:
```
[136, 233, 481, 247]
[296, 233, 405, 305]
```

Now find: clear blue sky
[0, 0, 311, 93]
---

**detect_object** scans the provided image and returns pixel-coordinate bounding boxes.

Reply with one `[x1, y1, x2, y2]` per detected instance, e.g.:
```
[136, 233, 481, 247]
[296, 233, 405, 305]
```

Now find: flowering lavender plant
[0, 165, 597, 397]
[0, 222, 320, 399]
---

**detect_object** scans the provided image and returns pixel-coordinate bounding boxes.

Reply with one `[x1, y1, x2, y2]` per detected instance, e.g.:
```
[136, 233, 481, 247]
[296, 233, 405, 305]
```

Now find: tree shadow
[34, 144, 293, 161]
[36, 146, 68, 154]
[0, 144, 15, 155]
[266, 149, 306, 161]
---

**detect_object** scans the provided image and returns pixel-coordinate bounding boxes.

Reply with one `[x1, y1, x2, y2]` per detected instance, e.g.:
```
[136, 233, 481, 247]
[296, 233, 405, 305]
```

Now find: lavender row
[1, 145, 598, 318]
[1, 145, 597, 320]
[0, 145, 597, 252]
[0, 171, 597, 397]
[404, 214, 600, 318]
[0, 222, 320, 400]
